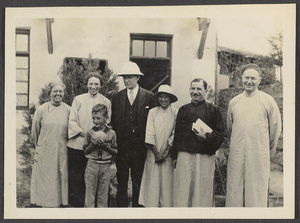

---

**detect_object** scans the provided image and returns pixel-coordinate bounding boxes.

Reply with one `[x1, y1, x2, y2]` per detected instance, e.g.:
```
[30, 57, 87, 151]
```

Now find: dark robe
[171, 100, 225, 159]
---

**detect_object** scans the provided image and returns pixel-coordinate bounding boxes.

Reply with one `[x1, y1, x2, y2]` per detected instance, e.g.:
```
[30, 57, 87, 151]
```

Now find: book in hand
[192, 118, 212, 134]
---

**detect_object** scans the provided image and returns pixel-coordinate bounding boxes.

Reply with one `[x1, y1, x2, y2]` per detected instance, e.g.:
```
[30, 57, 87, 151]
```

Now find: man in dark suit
[111, 61, 154, 207]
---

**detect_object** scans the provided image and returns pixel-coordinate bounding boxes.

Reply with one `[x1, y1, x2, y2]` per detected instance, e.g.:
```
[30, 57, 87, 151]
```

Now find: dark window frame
[130, 33, 173, 60]
[16, 28, 30, 110]
[130, 33, 173, 91]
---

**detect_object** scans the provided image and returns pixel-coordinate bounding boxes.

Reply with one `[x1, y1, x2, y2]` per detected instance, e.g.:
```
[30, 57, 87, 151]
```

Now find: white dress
[139, 106, 178, 207]
[226, 90, 281, 207]
[30, 102, 70, 206]
[67, 93, 111, 150]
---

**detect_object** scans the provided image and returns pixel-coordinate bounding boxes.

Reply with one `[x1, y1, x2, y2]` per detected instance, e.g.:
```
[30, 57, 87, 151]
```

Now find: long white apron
[226, 91, 281, 207]
[139, 106, 177, 207]
[173, 151, 215, 207]
[30, 102, 70, 207]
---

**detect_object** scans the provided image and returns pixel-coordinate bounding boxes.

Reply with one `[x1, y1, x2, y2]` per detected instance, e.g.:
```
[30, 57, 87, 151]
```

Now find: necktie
[129, 90, 134, 105]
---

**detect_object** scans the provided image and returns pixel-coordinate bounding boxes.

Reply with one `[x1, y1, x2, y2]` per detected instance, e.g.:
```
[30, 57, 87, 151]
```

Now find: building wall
[275, 65, 281, 80]
[217, 74, 230, 90]
[15, 18, 217, 128]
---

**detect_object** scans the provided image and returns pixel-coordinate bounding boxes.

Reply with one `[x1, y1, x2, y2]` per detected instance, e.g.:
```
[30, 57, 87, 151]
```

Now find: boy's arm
[98, 140, 117, 155]
[97, 132, 117, 155]
[84, 131, 97, 155]
[101, 144, 117, 155]
[84, 142, 97, 155]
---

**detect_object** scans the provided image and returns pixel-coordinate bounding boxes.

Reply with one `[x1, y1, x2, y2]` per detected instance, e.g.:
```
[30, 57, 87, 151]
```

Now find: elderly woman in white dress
[31, 82, 70, 207]
[139, 85, 178, 207]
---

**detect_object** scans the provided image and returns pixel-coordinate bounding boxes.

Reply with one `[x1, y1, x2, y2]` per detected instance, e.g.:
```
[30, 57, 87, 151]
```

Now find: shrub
[58, 55, 118, 106]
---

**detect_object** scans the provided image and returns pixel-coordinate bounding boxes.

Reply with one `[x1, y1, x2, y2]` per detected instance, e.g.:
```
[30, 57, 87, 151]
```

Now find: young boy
[83, 104, 117, 207]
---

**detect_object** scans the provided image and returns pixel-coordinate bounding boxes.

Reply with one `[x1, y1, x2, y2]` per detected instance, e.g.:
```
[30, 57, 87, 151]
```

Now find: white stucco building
[15, 17, 218, 129]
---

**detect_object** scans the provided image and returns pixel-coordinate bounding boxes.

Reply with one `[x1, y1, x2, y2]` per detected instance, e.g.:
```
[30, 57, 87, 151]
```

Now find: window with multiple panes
[130, 33, 172, 92]
[16, 28, 30, 110]
[130, 33, 172, 59]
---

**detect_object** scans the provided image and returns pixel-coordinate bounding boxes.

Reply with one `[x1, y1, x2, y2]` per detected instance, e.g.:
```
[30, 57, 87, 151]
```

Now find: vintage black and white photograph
[4, 4, 295, 219]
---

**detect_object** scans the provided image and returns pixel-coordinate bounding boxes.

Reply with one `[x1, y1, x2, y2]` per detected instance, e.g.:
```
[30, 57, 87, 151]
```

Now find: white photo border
[4, 4, 296, 219]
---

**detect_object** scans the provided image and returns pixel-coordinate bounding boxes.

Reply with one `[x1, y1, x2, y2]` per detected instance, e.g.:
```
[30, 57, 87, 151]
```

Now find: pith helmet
[117, 61, 144, 76]
[153, 85, 178, 103]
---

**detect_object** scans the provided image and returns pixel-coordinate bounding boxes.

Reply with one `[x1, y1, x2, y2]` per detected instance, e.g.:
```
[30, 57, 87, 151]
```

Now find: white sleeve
[68, 97, 83, 139]
[226, 100, 233, 145]
[167, 108, 178, 147]
[145, 109, 156, 145]
[106, 99, 112, 124]
[31, 106, 42, 146]
[268, 98, 282, 156]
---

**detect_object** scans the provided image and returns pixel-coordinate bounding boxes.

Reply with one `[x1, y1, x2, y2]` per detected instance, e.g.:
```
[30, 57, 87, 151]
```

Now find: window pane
[16, 34, 28, 52]
[156, 41, 167, 57]
[16, 82, 28, 94]
[144, 41, 155, 57]
[16, 69, 28, 81]
[132, 40, 143, 56]
[16, 56, 28, 69]
[16, 95, 28, 107]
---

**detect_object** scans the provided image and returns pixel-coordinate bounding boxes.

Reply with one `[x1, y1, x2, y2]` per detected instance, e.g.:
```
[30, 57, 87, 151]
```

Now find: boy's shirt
[84, 126, 117, 163]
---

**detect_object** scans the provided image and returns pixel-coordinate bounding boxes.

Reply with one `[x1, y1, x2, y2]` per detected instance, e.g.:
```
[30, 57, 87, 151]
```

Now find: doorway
[130, 33, 172, 92]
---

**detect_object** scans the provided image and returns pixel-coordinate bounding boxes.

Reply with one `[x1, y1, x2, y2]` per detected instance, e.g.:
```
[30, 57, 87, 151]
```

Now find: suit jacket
[111, 87, 154, 146]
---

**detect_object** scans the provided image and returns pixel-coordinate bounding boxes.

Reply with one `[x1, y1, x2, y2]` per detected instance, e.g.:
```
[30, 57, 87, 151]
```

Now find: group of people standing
[30, 61, 281, 208]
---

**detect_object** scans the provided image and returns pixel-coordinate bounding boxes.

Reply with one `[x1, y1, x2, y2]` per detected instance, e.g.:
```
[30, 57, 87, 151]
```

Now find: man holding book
[171, 78, 225, 207]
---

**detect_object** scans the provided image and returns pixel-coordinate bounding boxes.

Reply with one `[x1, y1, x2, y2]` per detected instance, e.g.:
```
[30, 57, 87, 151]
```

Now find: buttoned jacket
[111, 87, 154, 145]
